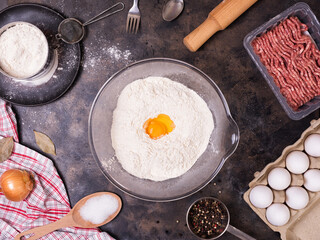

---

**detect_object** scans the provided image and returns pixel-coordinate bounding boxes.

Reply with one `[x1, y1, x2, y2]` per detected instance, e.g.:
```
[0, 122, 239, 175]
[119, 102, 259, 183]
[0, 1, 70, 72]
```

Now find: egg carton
[243, 118, 320, 240]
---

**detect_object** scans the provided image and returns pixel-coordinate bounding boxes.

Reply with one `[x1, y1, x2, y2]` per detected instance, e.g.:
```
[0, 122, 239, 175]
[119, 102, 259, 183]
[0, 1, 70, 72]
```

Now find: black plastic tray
[243, 2, 320, 120]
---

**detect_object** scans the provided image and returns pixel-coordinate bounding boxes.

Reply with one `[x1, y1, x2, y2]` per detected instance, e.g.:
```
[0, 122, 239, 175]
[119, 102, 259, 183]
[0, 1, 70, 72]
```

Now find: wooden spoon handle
[183, 0, 257, 52]
[14, 214, 74, 240]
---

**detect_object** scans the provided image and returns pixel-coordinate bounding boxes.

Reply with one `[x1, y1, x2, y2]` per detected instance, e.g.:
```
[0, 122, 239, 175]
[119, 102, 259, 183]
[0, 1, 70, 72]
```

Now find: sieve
[56, 2, 124, 44]
[187, 197, 256, 240]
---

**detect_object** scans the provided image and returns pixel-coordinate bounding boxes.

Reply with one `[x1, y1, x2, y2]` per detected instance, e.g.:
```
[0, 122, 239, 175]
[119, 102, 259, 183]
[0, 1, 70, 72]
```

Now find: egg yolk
[143, 114, 175, 140]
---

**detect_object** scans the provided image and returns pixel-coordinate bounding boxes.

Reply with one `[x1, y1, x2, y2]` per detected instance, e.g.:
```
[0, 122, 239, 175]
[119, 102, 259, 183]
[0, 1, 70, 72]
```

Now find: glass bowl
[88, 58, 239, 202]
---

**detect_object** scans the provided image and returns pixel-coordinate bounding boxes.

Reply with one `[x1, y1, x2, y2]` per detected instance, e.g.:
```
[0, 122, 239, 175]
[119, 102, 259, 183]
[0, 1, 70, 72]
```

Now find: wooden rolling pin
[183, 0, 258, 52]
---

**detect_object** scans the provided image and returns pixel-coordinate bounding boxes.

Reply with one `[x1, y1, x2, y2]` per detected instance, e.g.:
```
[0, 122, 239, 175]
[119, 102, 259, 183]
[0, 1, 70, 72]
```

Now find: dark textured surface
[2, 0, 320, 239]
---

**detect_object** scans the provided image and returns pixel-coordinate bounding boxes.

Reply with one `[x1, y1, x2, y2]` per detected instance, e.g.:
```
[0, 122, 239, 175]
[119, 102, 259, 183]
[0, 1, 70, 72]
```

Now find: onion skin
[0, 169, 34, 202]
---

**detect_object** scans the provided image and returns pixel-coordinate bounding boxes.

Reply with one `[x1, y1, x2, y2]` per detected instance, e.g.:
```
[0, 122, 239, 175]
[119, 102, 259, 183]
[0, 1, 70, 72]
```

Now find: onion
[0, 169, 34, 202]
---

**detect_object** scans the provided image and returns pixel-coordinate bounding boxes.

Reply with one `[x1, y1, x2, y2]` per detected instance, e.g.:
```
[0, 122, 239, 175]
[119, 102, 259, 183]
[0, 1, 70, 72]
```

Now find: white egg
[304, 134, 320, 157]
[249, 185, 273, 208]
[286, 186, 309, 210]
[268, 168, 291, 190]
[266, 203, 290, 226]
[285, 151, 309, 174]
[304, 169, 320, 192]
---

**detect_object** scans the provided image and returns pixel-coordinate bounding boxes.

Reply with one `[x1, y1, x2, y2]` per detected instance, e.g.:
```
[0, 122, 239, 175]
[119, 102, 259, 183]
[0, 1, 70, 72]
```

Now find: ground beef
[252, 16, 320, 110]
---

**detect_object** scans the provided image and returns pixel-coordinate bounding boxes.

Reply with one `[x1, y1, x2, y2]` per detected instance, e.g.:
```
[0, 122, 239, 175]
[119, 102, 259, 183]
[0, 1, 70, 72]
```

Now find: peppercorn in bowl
[186, 197, 229, 239]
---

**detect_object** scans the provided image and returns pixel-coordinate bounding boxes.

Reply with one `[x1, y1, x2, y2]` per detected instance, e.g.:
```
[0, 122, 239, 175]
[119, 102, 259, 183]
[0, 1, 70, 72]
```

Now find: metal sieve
[56, 2, 124, 44]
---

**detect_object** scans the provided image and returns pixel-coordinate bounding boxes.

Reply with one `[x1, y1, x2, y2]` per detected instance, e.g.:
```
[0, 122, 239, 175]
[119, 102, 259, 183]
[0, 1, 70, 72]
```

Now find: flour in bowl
[0, 23, 48, 79]
[111, 76, 214, 181]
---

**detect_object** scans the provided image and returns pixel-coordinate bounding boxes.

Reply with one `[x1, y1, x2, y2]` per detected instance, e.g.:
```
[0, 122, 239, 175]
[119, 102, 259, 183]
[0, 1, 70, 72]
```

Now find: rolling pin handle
[183, 15, 222, 52]
[183, 0, 258, 52]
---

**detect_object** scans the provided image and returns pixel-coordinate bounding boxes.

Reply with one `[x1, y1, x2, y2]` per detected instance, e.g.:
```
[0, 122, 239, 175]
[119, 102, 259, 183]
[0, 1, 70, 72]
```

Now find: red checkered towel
[0, 100, 114, 240]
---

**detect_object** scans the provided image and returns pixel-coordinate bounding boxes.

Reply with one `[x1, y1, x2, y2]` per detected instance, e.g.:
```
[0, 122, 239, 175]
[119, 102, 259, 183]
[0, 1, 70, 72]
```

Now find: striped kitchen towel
[0, 99, 114, 240]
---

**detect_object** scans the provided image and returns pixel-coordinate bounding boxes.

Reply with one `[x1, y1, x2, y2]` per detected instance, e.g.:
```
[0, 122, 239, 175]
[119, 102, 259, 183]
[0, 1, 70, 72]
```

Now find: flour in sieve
[0, 23, 48, 79]
[111, 76, 214, 181]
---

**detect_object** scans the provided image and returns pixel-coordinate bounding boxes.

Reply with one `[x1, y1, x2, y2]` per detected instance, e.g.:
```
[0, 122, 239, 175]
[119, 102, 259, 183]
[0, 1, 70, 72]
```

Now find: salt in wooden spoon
[15, 192, 122, 240]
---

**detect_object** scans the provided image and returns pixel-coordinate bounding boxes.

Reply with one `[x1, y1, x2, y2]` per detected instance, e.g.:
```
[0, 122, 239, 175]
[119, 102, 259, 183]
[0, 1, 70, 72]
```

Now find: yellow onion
[0, 169, 34, 202]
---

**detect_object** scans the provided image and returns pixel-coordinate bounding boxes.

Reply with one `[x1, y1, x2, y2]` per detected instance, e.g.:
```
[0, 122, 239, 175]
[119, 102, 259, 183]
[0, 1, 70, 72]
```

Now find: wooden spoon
[14, 192, 122, 240]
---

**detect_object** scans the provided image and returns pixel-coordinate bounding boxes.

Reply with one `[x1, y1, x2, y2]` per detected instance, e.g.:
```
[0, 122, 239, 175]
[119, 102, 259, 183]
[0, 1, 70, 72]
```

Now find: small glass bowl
[0, 21, 50, 80]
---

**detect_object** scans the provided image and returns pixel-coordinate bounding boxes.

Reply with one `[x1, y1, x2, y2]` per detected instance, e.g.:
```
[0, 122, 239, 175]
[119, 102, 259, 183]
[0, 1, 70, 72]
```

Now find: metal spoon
[14, 192, 122, 240]
[162, 0, 184, 21]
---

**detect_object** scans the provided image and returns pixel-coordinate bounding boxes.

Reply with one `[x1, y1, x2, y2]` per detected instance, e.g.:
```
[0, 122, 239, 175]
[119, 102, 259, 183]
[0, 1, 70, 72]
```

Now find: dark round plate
[0, 3, 81, 106]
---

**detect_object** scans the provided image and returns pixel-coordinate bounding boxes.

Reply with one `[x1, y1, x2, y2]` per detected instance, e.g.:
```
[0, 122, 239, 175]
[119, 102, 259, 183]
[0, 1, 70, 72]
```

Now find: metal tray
[0, 3, 81, 106]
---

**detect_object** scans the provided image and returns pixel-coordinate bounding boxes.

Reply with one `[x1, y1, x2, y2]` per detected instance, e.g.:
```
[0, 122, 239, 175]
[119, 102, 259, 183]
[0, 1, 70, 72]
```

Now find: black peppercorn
[187, 198, 228, 239]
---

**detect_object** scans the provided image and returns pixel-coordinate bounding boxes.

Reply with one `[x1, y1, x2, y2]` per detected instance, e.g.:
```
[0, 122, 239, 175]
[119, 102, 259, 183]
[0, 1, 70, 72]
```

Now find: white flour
[83, 44, 131, 69]
[107, 46, 131, 61]
[0, 23, 48, 79]
[111, 77, 214, 181]
[13, 49, 58, 86]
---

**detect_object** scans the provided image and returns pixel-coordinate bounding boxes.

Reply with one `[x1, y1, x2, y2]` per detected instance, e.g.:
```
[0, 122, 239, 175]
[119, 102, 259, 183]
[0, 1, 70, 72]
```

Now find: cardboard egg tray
[243, 118, 320, 240]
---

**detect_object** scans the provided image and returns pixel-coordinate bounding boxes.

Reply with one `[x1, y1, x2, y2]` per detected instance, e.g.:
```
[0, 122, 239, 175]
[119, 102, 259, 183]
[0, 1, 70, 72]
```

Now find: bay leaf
[0, 137, 14, 163]
[34, 130, 56, 155]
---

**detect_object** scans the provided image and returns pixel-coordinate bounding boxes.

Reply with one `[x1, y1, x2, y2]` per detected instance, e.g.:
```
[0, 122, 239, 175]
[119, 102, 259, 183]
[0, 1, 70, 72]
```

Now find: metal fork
[126, 0, 140, 33]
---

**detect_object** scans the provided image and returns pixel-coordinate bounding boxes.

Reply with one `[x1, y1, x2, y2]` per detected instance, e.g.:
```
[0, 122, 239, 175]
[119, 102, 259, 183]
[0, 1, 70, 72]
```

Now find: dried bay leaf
[0, 137, 14, 163]
[34, 130, 56, 155]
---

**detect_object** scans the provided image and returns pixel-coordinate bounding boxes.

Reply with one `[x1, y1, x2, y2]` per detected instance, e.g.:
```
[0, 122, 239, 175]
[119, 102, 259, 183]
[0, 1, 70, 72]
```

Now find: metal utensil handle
[133, 0, 139, 7]
[83, 2, 125, 26]
[227, 224, 256, 240]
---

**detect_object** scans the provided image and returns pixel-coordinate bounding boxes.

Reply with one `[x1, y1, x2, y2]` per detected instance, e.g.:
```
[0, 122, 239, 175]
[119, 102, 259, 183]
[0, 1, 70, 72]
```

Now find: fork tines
[126, 15, 140, 34]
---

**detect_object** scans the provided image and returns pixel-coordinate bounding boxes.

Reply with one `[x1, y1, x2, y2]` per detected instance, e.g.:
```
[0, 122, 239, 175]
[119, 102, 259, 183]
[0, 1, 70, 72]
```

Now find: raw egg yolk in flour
[143, 114, 175, 140]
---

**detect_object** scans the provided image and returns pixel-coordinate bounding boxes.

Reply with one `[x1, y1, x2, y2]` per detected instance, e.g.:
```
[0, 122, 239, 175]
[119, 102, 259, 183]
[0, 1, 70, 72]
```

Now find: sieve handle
[227, 224, 256, 240]
[83, 2, 125, 26]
